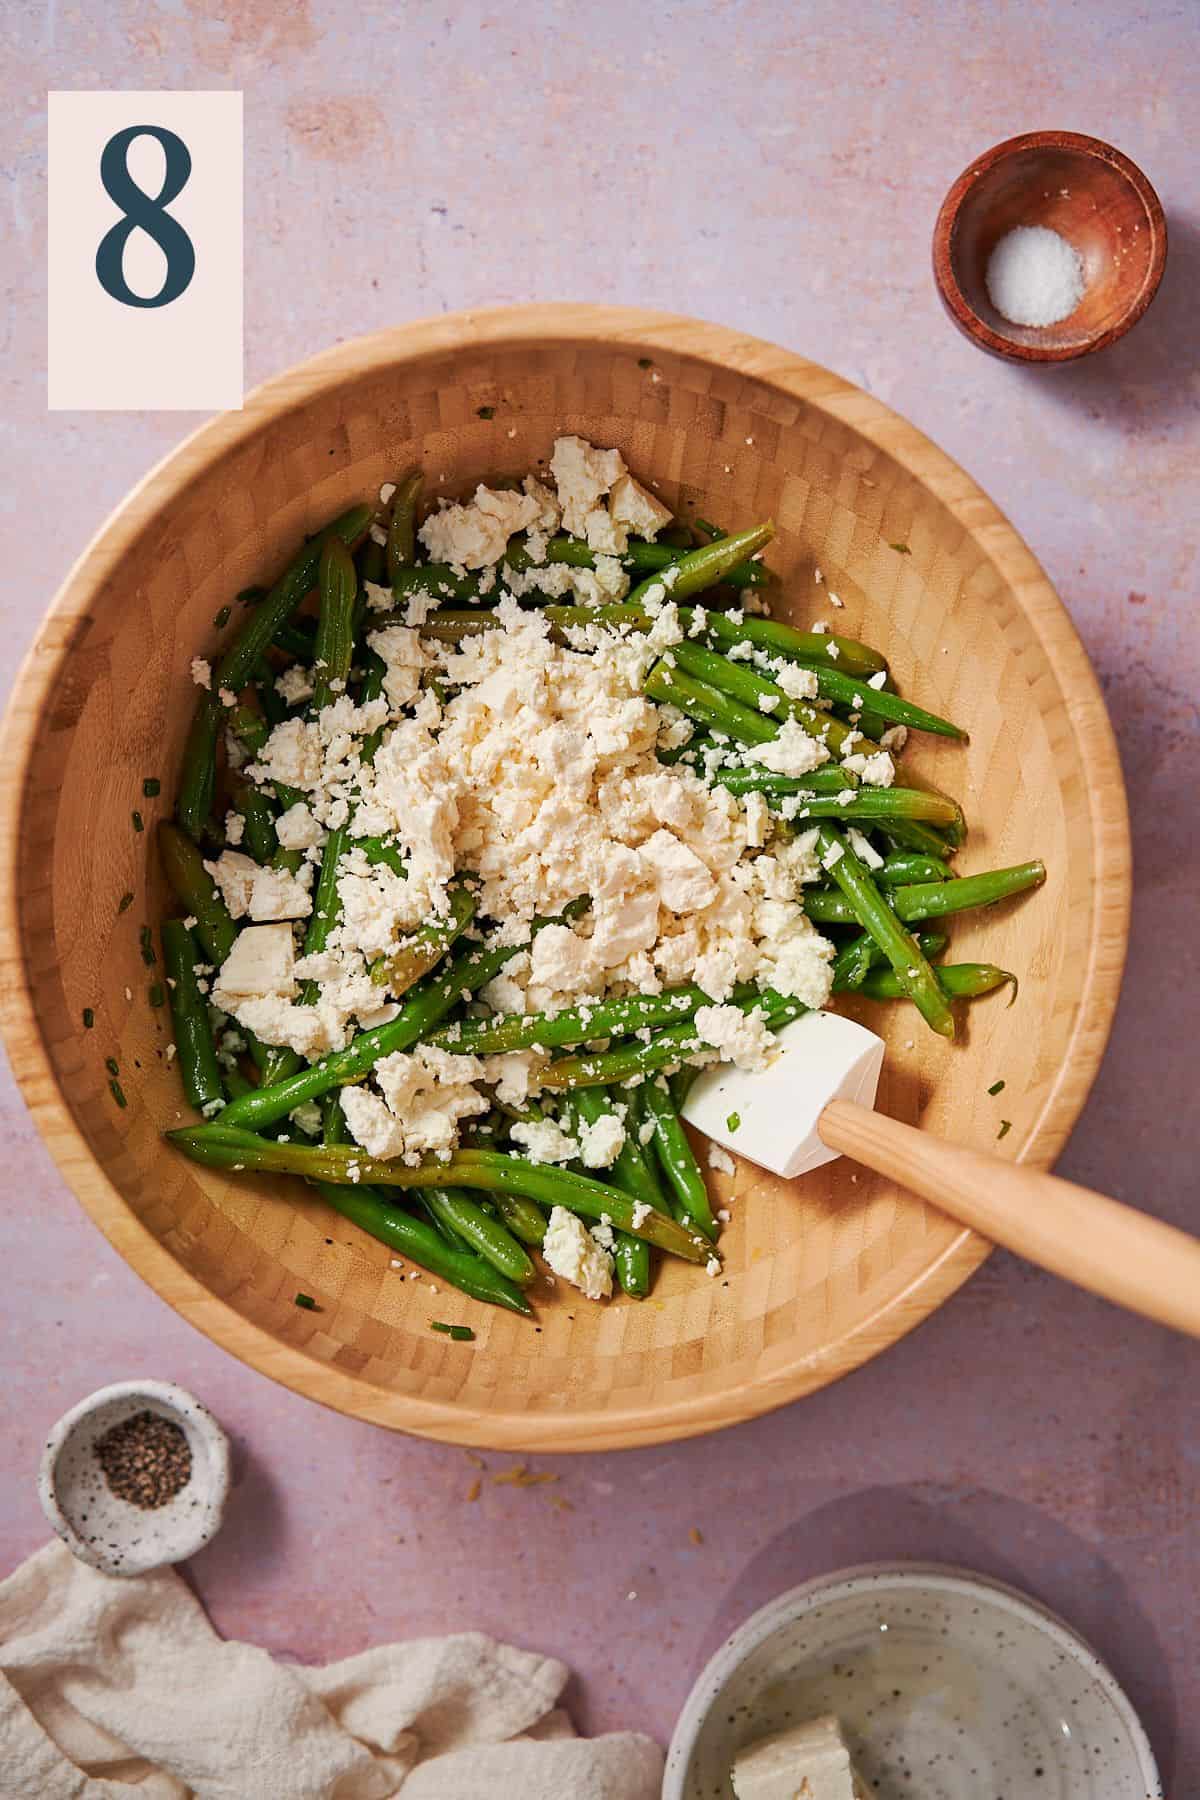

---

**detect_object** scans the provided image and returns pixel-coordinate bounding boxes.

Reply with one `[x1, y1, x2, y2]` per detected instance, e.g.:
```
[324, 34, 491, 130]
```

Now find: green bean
[158, 822, 236, 964]
[877, 852, 955, 886]
[310, 1182, 532, 1315]
[161, 920, 224, 1112]
[505, 536, 771, 590]
[422, 1188, 535, 1285]
[774, 662, 965, 739]
[258, 823, 351, 1087]
[272, 619, 317, 660]
[540, 988, 805, 1090]
[393, 564, 485, 605]
[805, 861, 1046, 928]
[668, 642, 859, 756]
[714, 774, 965, 835]
[322, 1093, 349, 1145]
[875, 817, 956, 860]
[625, 521, 774, 607]
[227, 704, 270, 760]
[428, 981, 715, 1057]
[644, 661, 777, 746]
[371, 883, 477, 993]
[693, 608, 886, 679]
[170, 1128, 714, 1264]
[493, 1191, 551, 1246]
[310, 538, 358, 713]
[612, 1233, 652, 1297]
[640, 1078, 717, 1241]
[859, 963, 1018, 1003]
[386, 469, 423, 582]
[177, 504, 370, 839]
[832, 929, 948, 992]
[816, 825, 954, 1038]
[253, 656, 287, 724]
[230, 782, 278, 865]
[213, 935, 518, 1133]
[563, 1089, 657, 1299]
[358, 650, 389, 765]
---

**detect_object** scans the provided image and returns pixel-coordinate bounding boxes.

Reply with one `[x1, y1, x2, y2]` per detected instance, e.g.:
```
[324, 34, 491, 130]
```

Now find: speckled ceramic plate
[665, 1564, 1161, 1800]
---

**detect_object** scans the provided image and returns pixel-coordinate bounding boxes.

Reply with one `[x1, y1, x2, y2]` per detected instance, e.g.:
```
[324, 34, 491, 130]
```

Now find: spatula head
[681, 1011, 884, 1180]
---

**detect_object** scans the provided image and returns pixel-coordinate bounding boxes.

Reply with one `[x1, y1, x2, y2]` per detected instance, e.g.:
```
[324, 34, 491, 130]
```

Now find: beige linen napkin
[0, 1543, 663, 1799]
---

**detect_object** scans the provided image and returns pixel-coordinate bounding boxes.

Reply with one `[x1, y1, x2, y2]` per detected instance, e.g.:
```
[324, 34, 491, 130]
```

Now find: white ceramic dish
[665, 1563, 1161, 1800]
[37, 1379, 231, 1576]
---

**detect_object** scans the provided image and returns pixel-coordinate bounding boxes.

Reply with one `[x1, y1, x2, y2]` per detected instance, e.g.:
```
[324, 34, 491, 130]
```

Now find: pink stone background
[2, 2, 1198, 1789]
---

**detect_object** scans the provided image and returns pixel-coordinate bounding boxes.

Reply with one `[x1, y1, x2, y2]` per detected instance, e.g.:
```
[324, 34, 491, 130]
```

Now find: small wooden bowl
[0, 307, 1130, 1451]
[933, 131, 1167, 362]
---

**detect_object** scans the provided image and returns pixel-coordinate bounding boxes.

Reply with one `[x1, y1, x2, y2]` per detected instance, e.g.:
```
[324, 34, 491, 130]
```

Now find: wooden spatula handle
[820, 1098, 1200, 1338]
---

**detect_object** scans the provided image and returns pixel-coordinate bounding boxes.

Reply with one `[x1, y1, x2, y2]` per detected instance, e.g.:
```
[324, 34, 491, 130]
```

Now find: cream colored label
[48, 91, 242, 411]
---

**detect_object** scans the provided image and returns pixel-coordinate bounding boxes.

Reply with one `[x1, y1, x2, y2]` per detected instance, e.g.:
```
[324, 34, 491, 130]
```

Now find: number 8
[95, 125, 196, 310]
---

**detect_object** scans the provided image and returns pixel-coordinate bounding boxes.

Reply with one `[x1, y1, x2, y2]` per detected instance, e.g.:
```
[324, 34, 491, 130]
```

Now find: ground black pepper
[94, 1410, 192, 1509]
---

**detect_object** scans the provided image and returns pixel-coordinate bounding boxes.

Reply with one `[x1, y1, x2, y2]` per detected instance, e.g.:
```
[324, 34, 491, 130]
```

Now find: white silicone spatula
[682, 1011, 1200, 1339]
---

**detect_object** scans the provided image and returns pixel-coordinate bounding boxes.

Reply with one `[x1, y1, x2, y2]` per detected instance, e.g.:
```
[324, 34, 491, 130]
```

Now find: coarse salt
[985, 225, 1085, 328]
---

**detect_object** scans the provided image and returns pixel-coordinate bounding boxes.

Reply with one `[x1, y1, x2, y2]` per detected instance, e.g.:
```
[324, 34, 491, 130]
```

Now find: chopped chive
[82, 1007, 95, 1029]
[987, 1079, 1006, 1096]
[148, 981, 165, 1008]
[431, 1321, 475, 1341]
[104, 1056, 120, 1077]
[139, 925, 157, 966]
[142, 777, 160, 797]
[294, 1292, 318, 1310]
[109, 1079, 127, 1108]
[637, 356, 652, 369]
[237, 585, 266, 607]
[132, 810, 144, 832]
[118, 891, 134, 914]
[213, 604, 232, 628]
[475, 405, 495, 419]
[726, 1111, 742, 1132]
[997, 1119, 1012, 1140]
[888, 542, 912, 555]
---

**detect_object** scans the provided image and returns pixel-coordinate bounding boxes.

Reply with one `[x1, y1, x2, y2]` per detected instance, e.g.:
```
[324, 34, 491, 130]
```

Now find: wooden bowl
[0, 307, 1130, 1451]
[933, 131, 1167, 362]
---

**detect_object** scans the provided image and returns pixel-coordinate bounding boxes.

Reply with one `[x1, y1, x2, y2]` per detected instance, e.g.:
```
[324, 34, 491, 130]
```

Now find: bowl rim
[932, 129, 1168, 363]
[662, 1560, 1162, 1797]
[0, 304, 1131, 1450]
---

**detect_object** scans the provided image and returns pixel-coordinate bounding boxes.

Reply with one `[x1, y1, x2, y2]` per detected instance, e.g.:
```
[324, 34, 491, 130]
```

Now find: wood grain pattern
[819, 1100, 1200, 1338]
[933, 130, 1167, 362]
[0, 306, 1131, 1450]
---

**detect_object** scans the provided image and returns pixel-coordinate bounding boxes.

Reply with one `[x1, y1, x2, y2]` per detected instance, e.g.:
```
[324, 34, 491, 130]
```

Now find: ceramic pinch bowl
[38, 1378, 231, 1576]
[933, 130, 1167, 362]
[665, 1563, 1162, 1800]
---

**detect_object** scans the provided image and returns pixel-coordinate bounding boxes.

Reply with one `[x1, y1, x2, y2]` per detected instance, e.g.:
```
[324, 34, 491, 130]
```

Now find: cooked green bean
[230, 781, 278, 865]
[177, 504, 370, 839]
[644, 661, 778, 746]
[715, 773, 965, 835]
[161, 920, 223, 1112]
[493, 1191, 551, 1246]
[170, 1127, 714, 1263]
[504, 535, 771, 590]
[371, 883, 477, 993]
[669, 641, 864, 757]
[394, 563, 486, 605]
[158, 822, 236, 964]
[386, 468, 422, 583]
[359, 834, 407, 877]
[831, 929, 948, 992]
[422, 1188, 536, 1285]
[874, 816, 956, 861]
[310, 538, 358, 713]
[259, 822, 352, 1088]
[695, 646, 963, 739]
[640, 1078, 716, 1241]
[311, 1182, 532, 1315]
[805, 861, 1046, 928]
[859, 963, 1018, 1003]
[429, 982, 715, 1057]
[625, 521, 774, 607]
[877, 852, 955, 886]
[815, 825, 954, 1038]
[539, 988, 805, 1090]
[694, 607, 887, 679]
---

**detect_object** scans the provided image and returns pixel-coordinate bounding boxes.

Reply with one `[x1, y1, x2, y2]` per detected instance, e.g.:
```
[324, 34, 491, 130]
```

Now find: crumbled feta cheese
[694, 1004, 774, 1071]
[224, 811, 245, 846]
[418, 481, 550, 570]
[211, 923, 296, 1004]
[578, 1112, 626, 1169]
[276, 664, 315, 705]
[608, 471, 673, 542]
[821, 840, 844, 871]
[867, 670, 888, 690]
[276, 802, 325, 851]
[542, 1205, 613, 1300]
[708, 1145, 735, 1175]
[190, 658, 212, 689]
[549, 436, 625, 539]
[248, 863, 313, 921]
[747, 718, 830, 777]
[641, 829, 717, 913]
[841, 749, 895, 788]
[630, 1200, 652, 1229]
[847, 827, 884, 869]
[775, 664, 820, 701]
[510, 1118, 579, 1165]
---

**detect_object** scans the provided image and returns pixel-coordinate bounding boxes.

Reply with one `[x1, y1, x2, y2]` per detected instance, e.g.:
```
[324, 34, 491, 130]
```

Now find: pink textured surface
[2, 2, 1197, 1789]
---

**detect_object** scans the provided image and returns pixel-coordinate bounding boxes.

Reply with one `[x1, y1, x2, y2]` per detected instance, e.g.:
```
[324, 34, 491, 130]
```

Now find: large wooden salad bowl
[0, 307, 1129, 1449]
